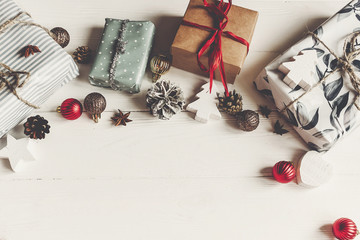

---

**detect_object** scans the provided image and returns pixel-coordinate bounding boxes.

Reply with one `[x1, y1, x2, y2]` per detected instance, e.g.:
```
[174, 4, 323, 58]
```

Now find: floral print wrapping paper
[254, 0, 360, 151]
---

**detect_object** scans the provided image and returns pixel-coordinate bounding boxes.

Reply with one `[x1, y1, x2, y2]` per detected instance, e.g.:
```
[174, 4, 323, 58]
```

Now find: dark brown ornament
[22, 45, 41, 58]
[236, 110, 259, 132]
[50, 27, 70, 48]
[72, 46, 92, 64]
[217, 90, 243, 116]
[111, 109, 132, 126]
[23, 115, 50, 140]
[84, 92, 106, 123]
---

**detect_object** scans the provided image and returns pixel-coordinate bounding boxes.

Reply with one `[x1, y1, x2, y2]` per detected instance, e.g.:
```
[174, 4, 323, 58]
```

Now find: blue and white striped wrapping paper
[0, 0, 79, 138]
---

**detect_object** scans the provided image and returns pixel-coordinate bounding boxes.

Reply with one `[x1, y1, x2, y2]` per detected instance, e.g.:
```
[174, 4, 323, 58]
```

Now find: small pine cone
[236, 110, 259, 132]
[23, 115, 50, 140]
[72, 46, 91, 64]
[217, 90, 243, 115]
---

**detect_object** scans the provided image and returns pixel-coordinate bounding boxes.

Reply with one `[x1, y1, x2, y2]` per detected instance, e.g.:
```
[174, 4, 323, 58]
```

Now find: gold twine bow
[281, 31, 360, 113]
[0, 63, 38, 108]
[0, 11, 55, 109]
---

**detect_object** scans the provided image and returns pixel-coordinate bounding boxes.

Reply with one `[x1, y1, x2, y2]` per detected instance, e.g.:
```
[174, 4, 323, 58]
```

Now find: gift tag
[297, 151, 333, 187]
[278, 50, 318, 91]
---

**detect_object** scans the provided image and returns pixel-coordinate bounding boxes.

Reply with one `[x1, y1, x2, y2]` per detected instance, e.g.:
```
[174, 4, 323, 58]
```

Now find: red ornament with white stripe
[57, 98, 83, 120]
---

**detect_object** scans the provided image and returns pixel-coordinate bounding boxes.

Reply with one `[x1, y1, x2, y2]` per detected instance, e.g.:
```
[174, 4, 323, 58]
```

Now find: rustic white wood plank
[1, 110, 359, 178]
[0, 177, 359, 240]
[0, 111, 306, 177]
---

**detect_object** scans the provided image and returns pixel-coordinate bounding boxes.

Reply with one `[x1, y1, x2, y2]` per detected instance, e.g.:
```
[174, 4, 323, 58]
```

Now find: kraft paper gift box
[171, 0, 258, 84]
[254, 0, 360, 152]
[89, 18, 155, 94]
[0, 0, 79, 138]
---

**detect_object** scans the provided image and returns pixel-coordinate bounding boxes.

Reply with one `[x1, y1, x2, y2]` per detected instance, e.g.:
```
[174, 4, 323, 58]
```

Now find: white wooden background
[0, 0, 359, 239]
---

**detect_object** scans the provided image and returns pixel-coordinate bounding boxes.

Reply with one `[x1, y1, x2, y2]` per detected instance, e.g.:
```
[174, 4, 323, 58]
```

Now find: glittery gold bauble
[150, 54, 171, 82]
[84, 92, 106, 123]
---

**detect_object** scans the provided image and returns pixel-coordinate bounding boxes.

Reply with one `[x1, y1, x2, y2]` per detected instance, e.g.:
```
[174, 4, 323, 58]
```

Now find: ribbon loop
[181, 0, 249, 96]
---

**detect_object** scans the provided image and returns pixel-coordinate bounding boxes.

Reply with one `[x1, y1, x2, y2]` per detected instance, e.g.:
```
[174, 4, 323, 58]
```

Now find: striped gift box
[0, 0, 79, 138]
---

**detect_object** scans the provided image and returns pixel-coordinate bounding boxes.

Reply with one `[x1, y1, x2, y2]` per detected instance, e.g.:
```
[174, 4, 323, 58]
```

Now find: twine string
[280, 31, 360, 113]
[0, 12, 54, 37]
[0, 63, 38, 108]
[0, 11, 55, 109]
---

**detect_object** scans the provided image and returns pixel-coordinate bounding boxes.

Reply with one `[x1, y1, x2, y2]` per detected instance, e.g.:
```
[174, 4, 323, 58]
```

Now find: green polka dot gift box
[89, 18, 155, 94]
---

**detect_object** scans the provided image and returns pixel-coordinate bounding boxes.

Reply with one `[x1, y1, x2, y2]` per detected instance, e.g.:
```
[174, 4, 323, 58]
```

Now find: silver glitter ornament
[50, 27, 70, 48]
[146, 80, 185, 120]
[84, 92, 107, 123]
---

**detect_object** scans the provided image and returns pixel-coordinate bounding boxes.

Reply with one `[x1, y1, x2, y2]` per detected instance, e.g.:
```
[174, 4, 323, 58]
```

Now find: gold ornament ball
[150, 54, 171, 82]
[84, 92, 106, 123]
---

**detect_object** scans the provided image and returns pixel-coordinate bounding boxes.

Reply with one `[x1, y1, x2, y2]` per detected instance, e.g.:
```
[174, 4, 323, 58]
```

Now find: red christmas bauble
[333, 218, 359, 240]
[272, 161, 296, 183]
[58, 98, 83, 120]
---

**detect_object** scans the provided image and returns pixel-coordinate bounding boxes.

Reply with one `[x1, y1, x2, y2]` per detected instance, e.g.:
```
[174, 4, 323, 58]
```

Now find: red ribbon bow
[182, 0, 249, 96]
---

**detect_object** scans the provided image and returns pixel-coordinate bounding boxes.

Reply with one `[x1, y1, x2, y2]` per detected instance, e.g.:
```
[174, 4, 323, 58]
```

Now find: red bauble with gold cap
[333, 218, 359, 240]
[57, 98, 83, 120]
[272, 161, 296, 183]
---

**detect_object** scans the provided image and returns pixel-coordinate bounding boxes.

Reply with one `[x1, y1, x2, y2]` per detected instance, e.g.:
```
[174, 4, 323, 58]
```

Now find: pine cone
[217, 90, 243, 115]
[23, 115, 50, 140]
[72, 46, 91, 64]
[146, 80, 185, 120]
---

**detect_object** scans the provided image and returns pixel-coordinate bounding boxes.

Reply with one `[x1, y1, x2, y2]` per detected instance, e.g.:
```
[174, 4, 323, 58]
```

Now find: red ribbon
[182, 0, 249, 96]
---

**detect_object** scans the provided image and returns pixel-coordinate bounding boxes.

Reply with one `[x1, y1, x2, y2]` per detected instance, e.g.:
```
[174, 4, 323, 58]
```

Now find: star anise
[273, 120, 289, 136]
[259, 105, 272, 118]
[22, 45, 41, 58]
[111, 109, 132, 126]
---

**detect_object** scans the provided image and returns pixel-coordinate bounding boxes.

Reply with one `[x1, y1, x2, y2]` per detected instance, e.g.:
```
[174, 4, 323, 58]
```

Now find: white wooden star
[278, 50, 318, 90]
[0, 134, 35, 172]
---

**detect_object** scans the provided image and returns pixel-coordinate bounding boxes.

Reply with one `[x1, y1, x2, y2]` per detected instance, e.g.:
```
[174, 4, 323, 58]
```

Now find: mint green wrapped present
[89, 18, 155, 93]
